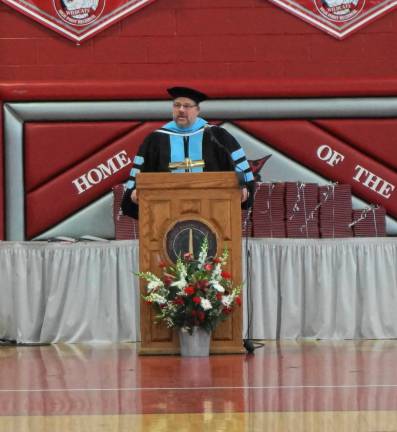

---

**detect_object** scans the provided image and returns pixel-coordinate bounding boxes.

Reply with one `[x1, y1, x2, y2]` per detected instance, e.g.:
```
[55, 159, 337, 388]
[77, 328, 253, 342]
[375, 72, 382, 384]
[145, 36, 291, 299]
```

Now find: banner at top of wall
[1, 0, 157, 43]
[268, 0, 397, 39]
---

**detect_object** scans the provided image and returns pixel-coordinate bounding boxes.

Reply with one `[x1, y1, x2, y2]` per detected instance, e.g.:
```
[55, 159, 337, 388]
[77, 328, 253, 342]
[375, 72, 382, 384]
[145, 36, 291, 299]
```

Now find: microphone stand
[205, 125, 261, 354]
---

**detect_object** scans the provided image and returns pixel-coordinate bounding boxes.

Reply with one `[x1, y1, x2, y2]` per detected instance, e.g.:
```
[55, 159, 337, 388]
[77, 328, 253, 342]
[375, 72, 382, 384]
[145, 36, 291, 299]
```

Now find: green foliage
[137, 237, 241, 334]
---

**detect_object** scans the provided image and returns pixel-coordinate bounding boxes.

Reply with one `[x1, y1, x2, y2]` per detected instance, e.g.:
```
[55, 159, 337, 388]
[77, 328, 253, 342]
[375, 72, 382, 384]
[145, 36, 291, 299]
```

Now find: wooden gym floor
[1, 339, 397, 431]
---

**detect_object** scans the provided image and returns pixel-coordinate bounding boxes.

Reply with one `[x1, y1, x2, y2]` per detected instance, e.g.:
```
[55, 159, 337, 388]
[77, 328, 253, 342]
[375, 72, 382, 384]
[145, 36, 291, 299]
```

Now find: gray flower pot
[178, 327, 211, 357]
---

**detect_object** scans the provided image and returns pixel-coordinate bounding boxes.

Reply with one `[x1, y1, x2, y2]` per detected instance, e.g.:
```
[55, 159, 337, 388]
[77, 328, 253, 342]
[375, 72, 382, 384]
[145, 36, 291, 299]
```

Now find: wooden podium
[137, 172, 244, 355]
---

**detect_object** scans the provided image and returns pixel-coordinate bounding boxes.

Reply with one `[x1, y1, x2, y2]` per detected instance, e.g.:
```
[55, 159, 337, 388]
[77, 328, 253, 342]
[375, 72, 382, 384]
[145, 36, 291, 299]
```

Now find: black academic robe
[121, 125, 254, 219]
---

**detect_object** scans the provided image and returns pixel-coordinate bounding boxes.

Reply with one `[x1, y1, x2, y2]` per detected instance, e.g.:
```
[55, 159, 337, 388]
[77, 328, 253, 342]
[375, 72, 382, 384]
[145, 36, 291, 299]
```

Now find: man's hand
[131, 189, 138, 204]
[241, 187, 249, 203]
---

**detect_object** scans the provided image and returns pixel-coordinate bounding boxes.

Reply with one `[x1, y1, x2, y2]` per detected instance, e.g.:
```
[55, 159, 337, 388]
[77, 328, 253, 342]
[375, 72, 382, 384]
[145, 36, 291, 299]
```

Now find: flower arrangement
[137, 237, 241, 335]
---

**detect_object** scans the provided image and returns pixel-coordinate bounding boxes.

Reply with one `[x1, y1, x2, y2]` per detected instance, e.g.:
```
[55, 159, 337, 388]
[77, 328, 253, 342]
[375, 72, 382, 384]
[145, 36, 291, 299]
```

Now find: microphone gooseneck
[204, 125, 246, 187]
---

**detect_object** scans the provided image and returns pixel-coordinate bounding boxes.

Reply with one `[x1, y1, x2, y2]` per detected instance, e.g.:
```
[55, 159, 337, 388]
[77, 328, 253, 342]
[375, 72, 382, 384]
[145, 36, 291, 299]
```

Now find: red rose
[198, 311, 205, 321]
[204, 263, 213, 271]
[163, 276, 173, 285]
[198, 280, 209, 289]
[222, 307, 232, 314]
[221, 271, 231, 279]
[235, 296, 242, 306]
[216, 293, 223, 301]
[158, 260, 167, 268]
[173, 297, 184, 305]
[213, 257, 222, 263]
[184, 286, 195, 295]
[192, 296, 201, 304]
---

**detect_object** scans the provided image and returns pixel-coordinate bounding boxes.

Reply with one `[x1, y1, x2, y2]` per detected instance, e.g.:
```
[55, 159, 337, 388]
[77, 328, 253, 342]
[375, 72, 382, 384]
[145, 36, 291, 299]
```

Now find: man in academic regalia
[121, 86, 254, 219]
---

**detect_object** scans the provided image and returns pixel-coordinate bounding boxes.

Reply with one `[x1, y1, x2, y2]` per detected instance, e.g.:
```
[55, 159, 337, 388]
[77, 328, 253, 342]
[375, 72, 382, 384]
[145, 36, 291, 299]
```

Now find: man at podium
[122, 86, 254, 219]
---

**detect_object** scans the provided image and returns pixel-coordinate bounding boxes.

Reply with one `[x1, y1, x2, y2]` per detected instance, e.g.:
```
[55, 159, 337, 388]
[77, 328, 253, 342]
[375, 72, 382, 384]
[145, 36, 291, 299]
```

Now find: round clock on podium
[164, 219, 218, 263]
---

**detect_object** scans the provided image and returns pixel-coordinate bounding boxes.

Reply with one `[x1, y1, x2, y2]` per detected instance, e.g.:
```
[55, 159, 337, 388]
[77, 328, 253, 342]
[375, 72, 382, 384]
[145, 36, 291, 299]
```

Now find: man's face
[172, 97, 200, 128]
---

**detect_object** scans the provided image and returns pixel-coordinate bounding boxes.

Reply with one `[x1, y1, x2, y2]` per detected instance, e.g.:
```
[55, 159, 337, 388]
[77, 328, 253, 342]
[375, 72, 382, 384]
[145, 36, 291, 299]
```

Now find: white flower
[200, 298, 213, 311]
[175, 259, 187, 279]
[147, 279, 163, 292]
[148, 293, 167, 305]
[164, 317, 175, 328]
[210, 280, 225, 293]
[221, 295, 233, 307]
[198, 237, 209, 268]
[171, 278, 187, 290]
[211, 264, 222, 280]
[137, 272, 164, 292]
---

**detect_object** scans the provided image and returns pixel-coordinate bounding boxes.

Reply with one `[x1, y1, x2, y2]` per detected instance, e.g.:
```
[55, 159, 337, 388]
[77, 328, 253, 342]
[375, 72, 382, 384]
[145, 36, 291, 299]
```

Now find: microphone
[204, 124, 247, 187]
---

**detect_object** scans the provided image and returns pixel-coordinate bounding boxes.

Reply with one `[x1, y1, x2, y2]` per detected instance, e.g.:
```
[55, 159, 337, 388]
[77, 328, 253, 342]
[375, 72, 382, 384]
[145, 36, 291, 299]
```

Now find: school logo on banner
[267, 0, 397, 39]
[0, 0, 157, 43]
[53, 0, 106, 27]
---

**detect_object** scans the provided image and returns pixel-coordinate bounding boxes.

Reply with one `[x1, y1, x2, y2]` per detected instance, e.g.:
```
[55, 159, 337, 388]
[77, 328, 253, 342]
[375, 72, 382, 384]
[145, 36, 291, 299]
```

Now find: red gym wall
[1, 0, 397, 82]
[1, 0, 397, 239]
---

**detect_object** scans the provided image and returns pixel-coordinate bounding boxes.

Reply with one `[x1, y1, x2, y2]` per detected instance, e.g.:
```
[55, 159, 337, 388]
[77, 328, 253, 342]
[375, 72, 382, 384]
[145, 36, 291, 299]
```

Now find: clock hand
[189, 229, 193, 256]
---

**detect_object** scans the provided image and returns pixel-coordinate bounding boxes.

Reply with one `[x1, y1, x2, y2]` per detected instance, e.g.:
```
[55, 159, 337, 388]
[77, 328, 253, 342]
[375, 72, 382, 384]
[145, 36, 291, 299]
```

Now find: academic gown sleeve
[121, 134, 155, 219]
[121, 189, 139, 219]
[208, 126, 255, 209]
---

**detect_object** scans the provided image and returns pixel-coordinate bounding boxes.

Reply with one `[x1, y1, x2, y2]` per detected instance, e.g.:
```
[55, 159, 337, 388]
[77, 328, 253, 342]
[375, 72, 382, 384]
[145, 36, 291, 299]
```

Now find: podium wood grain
[137, 172, 244, 354]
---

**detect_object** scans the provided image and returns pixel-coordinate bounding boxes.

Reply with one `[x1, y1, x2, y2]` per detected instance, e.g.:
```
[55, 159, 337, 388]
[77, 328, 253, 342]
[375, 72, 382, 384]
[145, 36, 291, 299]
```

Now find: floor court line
[2, 383, 397, 393]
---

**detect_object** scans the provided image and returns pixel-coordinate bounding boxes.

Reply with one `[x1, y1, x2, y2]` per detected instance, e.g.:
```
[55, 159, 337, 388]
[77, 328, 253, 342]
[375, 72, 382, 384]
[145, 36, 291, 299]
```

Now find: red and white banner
[0, 0, 157, 43]
[268, 0, 397, 39]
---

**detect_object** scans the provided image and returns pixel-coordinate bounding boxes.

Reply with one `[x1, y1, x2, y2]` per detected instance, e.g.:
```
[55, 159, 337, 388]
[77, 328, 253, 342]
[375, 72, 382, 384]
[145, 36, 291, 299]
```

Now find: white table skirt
[0, 240, 139, 344]
[0, 238, 396, 343]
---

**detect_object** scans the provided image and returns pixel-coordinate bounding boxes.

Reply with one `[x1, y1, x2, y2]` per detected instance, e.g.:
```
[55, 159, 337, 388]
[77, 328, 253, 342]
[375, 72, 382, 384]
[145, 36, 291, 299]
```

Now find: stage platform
[0, 238, 396, 344]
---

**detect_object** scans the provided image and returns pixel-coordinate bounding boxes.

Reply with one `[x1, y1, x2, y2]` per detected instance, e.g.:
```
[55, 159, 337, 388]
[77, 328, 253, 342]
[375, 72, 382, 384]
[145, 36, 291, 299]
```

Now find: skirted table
[0, 238, 396, 344]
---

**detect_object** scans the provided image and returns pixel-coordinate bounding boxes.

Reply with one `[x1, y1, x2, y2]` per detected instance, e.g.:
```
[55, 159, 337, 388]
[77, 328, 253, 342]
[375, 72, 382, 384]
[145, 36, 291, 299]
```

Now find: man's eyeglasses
[173, 102, 197, 109]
